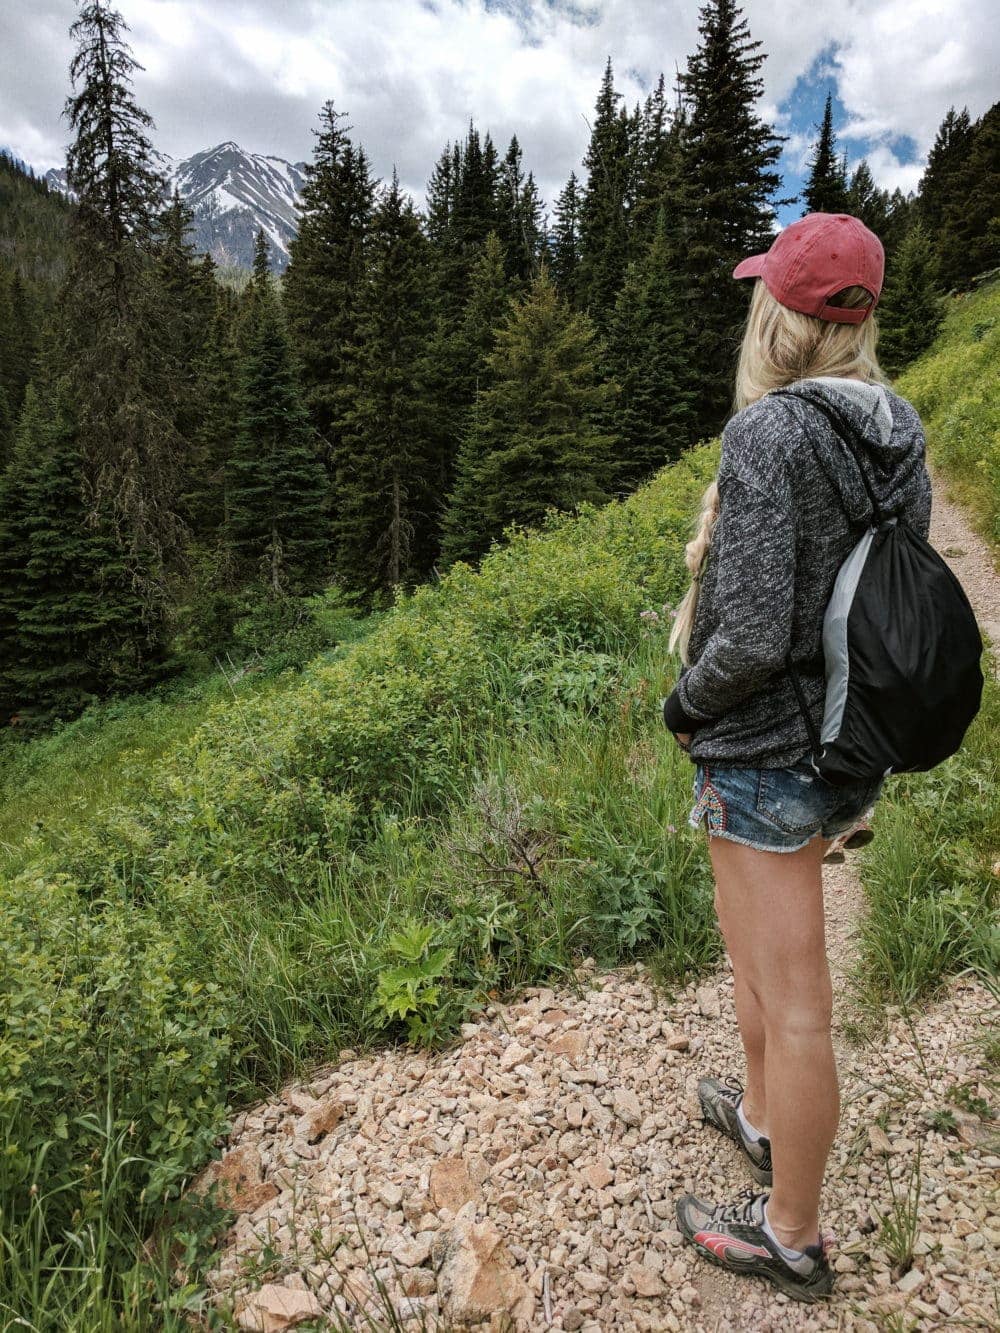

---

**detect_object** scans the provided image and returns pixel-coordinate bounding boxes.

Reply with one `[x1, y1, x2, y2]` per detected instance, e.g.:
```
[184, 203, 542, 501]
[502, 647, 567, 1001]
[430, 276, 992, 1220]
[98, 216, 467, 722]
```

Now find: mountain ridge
[43, 140, 308, 271]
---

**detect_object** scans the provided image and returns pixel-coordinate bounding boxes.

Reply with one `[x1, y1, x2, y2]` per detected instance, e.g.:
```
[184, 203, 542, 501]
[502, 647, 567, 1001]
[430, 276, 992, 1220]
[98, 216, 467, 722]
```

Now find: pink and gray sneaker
[697, 1076, 772, 1186]
[675, 1189, 834, 1303]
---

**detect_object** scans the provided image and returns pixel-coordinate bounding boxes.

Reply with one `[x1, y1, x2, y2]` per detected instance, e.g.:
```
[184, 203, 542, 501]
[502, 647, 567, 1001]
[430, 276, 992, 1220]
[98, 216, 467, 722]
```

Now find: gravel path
[926, 457, 1000, 666]
[200, 470, 1000, 1333]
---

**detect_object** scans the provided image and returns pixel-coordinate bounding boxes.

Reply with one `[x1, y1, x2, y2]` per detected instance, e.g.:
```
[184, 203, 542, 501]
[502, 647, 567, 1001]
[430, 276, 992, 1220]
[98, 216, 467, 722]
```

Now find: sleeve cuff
[662, 687, 705, 734]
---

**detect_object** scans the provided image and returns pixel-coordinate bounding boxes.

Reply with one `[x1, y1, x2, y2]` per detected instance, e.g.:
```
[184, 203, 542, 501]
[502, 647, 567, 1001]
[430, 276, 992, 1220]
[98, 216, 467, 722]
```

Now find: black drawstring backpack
[771, 390, 984, 788]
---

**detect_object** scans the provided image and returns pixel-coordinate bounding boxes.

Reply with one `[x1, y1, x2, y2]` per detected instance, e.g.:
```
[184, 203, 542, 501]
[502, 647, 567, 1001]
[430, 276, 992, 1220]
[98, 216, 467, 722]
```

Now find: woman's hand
[661, 689, 701, 750]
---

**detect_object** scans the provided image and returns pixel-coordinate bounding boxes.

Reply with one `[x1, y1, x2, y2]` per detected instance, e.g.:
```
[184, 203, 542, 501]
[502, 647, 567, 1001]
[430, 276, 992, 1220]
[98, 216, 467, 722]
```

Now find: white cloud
[0, 0, 995, 208]
[854, 144, 924, 195]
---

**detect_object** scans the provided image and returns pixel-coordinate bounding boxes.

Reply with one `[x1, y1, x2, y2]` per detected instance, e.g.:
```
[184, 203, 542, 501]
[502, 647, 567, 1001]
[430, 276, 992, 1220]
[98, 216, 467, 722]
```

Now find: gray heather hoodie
[663, 375, 933, 769]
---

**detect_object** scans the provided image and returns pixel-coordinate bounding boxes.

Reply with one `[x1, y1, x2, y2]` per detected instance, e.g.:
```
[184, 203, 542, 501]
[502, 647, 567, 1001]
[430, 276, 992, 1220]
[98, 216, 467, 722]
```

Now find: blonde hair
[667, 279, 888, 667]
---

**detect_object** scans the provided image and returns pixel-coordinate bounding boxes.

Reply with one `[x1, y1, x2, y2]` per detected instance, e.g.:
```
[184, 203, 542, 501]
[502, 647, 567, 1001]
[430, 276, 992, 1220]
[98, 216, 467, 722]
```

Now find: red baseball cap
[733, 212, 884, 324]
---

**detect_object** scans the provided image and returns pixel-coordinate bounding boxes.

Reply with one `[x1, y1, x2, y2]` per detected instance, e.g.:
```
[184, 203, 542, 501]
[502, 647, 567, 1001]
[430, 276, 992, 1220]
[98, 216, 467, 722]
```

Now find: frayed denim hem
[699, 824, 815, 854]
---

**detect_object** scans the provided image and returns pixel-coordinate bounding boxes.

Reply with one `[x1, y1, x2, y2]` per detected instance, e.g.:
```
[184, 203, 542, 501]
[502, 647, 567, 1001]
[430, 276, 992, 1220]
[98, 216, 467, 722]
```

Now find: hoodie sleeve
[910, 461, 933, 541]
[666, 409, 797, 726]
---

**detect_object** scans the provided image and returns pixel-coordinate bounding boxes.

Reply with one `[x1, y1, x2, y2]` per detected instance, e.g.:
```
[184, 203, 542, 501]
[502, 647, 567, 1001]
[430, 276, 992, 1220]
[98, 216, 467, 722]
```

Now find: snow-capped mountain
[44, 141, 308, 271]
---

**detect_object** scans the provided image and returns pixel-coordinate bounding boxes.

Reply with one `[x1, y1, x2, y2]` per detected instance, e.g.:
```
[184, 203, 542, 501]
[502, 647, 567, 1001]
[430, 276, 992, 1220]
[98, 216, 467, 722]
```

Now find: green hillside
[1, 306, 997, 1325]
[0, 152, 70, 293]
[0, 440, 724, 1326]
[895, 275, 1000, 553]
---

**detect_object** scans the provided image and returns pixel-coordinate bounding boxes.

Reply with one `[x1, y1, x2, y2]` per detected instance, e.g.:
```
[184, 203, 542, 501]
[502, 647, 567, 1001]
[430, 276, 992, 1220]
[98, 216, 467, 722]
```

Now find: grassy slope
[1, 288, 997, 1325]
[852, 279, 1000, 1006]
[895, 277, 1000, 555]
[0, 443, 723, 1327]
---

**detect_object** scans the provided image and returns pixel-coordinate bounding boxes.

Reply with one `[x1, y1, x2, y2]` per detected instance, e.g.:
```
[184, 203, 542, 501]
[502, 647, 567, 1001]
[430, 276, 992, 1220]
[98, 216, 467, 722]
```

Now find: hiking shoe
[697, 1076, 772, 1186]
[824, 818, 874, 862]
[675, 1189, 834, 1303]
[841, 819, 874, 850]
[822, 836, 846, 863]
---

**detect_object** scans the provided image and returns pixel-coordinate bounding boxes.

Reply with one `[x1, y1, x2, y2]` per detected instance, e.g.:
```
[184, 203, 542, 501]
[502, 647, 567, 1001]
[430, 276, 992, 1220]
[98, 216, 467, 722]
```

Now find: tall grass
[0, 443, 722, 1327]
[895, 276, 1000, 552]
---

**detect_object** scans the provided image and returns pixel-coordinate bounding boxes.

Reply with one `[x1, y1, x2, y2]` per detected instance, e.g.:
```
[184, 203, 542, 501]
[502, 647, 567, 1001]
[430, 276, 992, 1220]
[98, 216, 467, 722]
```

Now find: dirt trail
[202, 470, 999, 1333]
[925, 457, 1000, 664]
[680, 462, 1000, 1332]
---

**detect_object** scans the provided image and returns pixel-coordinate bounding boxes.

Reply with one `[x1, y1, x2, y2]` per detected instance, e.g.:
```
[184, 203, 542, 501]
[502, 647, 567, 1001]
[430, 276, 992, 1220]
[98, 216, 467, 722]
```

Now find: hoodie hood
[775, 375, 926, 528]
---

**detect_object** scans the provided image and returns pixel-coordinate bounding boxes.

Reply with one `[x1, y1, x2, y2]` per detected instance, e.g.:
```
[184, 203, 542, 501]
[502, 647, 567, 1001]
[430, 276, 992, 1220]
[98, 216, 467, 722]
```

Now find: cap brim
[733, 254, 766, 280]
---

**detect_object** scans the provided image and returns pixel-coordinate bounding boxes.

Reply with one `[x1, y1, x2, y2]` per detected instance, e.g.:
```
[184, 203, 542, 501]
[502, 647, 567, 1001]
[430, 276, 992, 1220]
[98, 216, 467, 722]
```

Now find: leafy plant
[373, 920, 457, 1045]
[924, 1107, 958, 1135]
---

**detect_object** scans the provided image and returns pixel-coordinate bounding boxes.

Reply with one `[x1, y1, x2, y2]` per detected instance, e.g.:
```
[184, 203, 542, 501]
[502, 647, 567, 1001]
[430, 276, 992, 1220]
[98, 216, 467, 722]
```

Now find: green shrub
[0, 442, 721, 1324]
[895, 279, 1000, 546]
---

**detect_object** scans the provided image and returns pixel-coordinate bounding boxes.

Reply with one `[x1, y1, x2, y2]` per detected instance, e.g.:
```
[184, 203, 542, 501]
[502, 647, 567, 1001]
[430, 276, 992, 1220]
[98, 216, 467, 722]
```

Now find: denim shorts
[687, 755, 885, 853]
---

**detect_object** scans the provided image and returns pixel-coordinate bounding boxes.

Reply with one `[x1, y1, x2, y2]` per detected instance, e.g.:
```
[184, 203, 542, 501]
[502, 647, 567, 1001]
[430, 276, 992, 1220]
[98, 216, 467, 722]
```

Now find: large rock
[547, 1030, 588, 1061]
[195, 1144, 278, 1215]
[432, 1216, 533, 1326]
[235, 1284, 323, 1331]
[296, 1093, 348, 1143]
[613, 1088, 642, 1126]
[429, 1157, 479, 1212]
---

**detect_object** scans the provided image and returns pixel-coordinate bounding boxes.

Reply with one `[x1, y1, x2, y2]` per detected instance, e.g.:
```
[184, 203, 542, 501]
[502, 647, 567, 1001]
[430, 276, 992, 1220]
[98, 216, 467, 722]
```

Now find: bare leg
[714, 883, 768, 1132]
[708, 830, 839, 1251]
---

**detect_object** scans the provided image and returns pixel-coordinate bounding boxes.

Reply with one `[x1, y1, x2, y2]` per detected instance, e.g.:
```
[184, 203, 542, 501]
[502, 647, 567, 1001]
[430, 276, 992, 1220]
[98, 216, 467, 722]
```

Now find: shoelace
[709, 1187, 765, 1227]
[716, 1077, 745, 1108]
[707, 1191, 837, 1262]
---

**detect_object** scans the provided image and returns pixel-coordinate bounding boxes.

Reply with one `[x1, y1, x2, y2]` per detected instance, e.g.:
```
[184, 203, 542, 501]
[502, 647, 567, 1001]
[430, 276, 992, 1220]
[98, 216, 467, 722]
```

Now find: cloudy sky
[2, 0, 997, 226]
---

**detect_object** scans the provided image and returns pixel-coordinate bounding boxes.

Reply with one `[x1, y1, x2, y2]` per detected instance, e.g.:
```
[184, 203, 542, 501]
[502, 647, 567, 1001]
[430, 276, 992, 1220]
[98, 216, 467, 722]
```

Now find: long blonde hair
[667, 278, 889, 666]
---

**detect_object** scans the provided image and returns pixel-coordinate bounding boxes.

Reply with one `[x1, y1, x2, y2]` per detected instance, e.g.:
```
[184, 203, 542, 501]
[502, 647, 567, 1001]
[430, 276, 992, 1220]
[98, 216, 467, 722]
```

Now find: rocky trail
[199, 466, 999, 1333]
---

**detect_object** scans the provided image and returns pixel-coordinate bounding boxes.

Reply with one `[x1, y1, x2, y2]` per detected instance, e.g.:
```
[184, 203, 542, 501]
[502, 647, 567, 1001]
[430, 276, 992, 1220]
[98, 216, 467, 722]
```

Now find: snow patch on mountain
[43, 142, 308, 271]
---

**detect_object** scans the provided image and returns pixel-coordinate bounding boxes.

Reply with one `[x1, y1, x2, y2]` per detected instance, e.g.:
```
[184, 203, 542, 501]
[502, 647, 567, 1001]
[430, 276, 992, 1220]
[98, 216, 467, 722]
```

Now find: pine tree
[0, 375, 155, 724]
[632, 74, 673, 246]
[440, 266, 616, 568]
[577, 59, 640, 332]
[418, 233, 514, 557]
[57, 0, 182, 639]
[153, 190, 215, 445]
[845, 160, 891, 236]
[425, 142, 458, 247]
[0, 388, 12, 473]
[495, 136, 543, 287]
[918, 106, 975, 234]
[185, 285, 241, 536]
[461, 234, 514, 388]
[634, 77, 691, 259]
[423, 141, 466, 324]
[0, 266, 36, 442]
[677, 0, 789, 437]
[227, 270, 329, 593]
[282, 101, 376, 455]
[882, 187, 916, 260]
[251, 227, 272, 291]
[425, 123, 503, 325]
[550, 172, 582, 306]
[876, 221, 945, 374]
[600, 207, 698, 491]
[803, 93, 849, 215]
[333, 171, 438, 596]
[938, 102, 1000, 288]
[452, 124, 500, 259]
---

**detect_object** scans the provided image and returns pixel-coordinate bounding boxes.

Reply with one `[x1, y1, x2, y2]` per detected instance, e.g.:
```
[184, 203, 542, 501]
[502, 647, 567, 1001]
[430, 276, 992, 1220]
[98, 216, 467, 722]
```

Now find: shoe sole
[842, 828, 874, 849]
[697, 1087, 772, 1187]
[675, 1202, 834, 1304]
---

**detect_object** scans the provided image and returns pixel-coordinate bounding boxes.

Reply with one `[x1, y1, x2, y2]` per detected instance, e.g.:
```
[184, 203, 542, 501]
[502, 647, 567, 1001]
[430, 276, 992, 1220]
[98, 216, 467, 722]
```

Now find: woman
[660, 212, 933, 1304]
